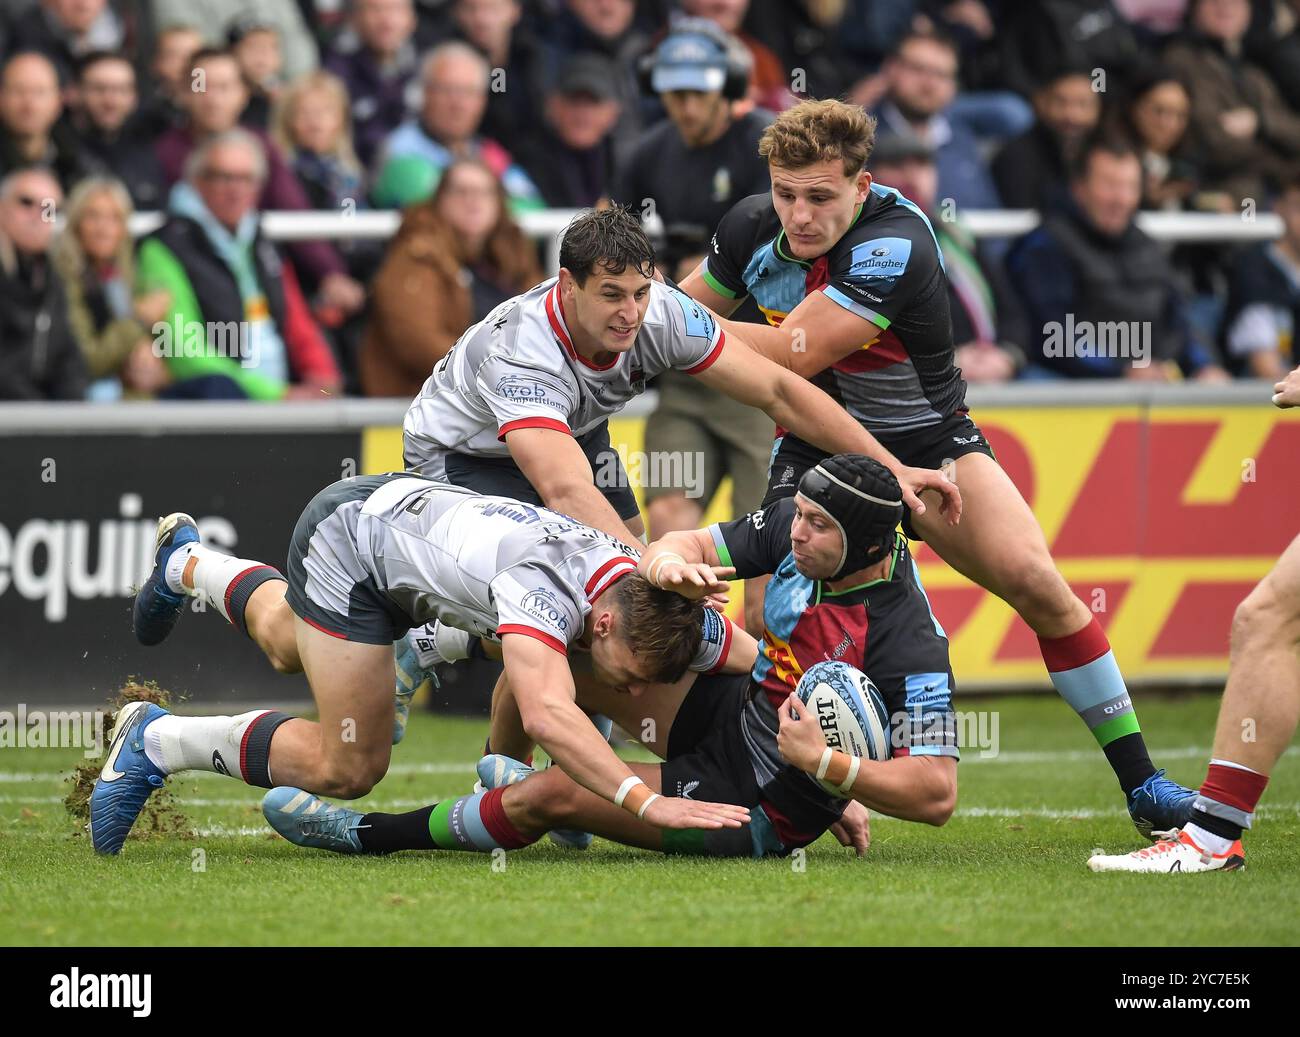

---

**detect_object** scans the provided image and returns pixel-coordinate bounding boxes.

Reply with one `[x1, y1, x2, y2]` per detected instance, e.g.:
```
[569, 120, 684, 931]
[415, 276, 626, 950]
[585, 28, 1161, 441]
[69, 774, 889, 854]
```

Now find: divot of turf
[64, 679, 192, 842]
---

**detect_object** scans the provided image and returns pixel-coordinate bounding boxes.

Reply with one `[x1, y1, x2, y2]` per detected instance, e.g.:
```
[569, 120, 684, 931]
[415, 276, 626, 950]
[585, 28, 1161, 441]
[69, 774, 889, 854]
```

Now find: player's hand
[776, 692, 828, 773]
[641, 794, 750, 830]
[657, 561, 735, 601]
[1273, 365, 1300, 408]
[895, 464, 962, 526]
[829, 799, 871, 857]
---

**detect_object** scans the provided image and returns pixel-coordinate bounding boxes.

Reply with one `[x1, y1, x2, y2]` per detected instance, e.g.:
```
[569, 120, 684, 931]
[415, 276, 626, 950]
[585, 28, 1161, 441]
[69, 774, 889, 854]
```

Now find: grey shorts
[284, 474, 416, 645]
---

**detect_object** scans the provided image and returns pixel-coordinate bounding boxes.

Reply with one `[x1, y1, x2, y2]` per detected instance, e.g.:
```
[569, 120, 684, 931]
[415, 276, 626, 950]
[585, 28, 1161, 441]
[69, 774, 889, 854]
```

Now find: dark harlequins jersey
[708, 497, 960, 786]
[703, 184, 967, 435]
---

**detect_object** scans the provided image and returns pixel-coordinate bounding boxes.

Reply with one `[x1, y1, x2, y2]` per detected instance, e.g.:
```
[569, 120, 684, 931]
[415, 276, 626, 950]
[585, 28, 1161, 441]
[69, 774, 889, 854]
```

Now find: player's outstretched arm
[502, 633, 750, 831]
[776, 694, 957, 826]
[693, 337, 962, 524]
[504, 426, 644, 550]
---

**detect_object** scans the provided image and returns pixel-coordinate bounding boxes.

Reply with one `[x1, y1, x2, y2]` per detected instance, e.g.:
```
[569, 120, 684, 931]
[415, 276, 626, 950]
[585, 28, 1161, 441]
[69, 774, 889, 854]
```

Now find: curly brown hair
[758, 98, 877, 178]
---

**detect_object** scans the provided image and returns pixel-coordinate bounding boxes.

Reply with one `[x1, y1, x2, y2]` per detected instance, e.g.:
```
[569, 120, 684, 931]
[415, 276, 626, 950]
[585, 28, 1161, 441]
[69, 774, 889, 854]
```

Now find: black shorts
[413, 421, 641, 522]
[659, 673, 843, 857]
[762, 411, 995, 540]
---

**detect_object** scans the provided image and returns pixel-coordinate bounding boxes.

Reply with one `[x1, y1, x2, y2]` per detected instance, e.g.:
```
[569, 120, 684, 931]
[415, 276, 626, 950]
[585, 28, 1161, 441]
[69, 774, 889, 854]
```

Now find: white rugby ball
[795, 661, 892, 796]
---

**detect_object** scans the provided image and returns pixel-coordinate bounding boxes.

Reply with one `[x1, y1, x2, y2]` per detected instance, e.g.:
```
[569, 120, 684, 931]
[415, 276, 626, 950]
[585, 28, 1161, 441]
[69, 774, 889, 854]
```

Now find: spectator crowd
[3, 0, 1300, 403]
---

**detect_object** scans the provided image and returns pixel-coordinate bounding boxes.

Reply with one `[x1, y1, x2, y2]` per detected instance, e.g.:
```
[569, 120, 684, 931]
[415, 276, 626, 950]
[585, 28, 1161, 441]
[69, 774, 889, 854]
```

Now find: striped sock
[181, 544, 286, 636]
[1039, 615, 1154, 793]
[1190, 759, 1269, 845]
[143, 709, 293, 786]
[426, 787, 537, 852]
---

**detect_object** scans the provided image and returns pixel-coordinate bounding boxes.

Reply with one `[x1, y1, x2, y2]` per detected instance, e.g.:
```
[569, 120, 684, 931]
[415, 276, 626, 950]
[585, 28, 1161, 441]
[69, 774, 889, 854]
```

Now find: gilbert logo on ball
[796, 661, 891, 796]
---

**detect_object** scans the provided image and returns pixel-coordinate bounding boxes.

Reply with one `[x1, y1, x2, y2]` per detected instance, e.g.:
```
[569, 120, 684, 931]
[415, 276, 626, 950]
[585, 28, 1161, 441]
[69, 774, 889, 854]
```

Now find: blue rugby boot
[476, 754, 535, 790]
[262, 787, 367, 854]
[393, 634, 441, 745]
[1128, 768, 1197, 840]
[88, 700, 169, 854]
[132, 512, 199, 646]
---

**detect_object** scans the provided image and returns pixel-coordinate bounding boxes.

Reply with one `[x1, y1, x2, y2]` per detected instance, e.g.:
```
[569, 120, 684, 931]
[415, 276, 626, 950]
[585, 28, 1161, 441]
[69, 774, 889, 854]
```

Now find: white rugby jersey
[356, 476, 732, 668]
[403, 277, 726, 465]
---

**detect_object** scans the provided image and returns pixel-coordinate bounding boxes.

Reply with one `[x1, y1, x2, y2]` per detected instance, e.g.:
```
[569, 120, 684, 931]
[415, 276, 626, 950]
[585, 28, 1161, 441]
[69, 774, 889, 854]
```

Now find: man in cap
[514, 53, 622, 208]
[614, 17, 778, 544]
[261, 455, 960, 860]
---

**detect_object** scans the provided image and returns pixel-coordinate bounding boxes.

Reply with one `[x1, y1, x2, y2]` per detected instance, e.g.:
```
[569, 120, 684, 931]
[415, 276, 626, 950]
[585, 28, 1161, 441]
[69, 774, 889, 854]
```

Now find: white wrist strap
[614, 775, 644, 807]
[636, 793, 660, 819]
[816, 747, 834, 781]
[838, 755, 861, 794]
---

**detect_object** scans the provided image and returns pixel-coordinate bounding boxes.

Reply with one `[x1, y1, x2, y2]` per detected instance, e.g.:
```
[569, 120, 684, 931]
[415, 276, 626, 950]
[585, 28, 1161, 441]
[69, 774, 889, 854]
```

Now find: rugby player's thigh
[910, 451, 1055, 593]
[294, 617, 397, 762]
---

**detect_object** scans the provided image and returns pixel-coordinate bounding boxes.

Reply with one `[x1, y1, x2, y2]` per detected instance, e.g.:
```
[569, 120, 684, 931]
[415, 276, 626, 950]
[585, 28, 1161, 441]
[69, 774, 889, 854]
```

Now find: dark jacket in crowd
[515, 134, 614, 210]
[1005, 200, 1214, 378]
[0, 248, 87, 400]
[324, 41, 419, 169]
[0, 119, 95, 193]
[991, 121, 1072, 212]
[1163, 31, 1300, 203]
[76, 115, 169, 211]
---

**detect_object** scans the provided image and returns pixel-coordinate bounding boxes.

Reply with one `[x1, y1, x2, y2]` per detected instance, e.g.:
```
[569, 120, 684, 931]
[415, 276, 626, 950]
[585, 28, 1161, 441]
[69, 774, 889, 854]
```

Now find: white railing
[125, 208, 1288, 275]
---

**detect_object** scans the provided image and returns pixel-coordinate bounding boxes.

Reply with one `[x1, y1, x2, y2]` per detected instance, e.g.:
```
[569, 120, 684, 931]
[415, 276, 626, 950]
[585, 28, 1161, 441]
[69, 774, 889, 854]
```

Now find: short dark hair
[1070, 134, 1141, 183]
[76, 50, 134, 81]
[892, 25, 959, 62]
[610, 573, 703, 684]
[188, 46, 238, 78]
[558, 205, 655, 285]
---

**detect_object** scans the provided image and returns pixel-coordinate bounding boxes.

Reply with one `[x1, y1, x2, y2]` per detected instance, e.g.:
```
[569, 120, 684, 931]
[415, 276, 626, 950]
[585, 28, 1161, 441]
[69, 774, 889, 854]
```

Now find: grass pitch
[1, 692, 1297, 947]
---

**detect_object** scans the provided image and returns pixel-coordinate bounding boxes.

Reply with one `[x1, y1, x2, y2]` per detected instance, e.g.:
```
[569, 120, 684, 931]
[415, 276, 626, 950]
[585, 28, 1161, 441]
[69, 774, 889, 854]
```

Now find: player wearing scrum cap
[680, 96, 1196, 837]
[91, 476, 755, 855]
[260, 455, 958, 859]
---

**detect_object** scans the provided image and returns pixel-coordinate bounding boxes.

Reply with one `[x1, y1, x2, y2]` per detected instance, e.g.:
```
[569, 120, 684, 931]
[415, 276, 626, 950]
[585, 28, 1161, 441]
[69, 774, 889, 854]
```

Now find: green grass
[1, 693, 1297, 946]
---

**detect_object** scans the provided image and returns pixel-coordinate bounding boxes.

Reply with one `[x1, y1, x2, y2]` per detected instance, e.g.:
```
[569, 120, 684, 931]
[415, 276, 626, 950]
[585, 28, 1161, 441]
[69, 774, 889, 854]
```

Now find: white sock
[1183, 821, 1235, 856]
[408, 621, 470, 670]
[1208, 757, 1264, 775]
[164, 542, 196, 593]
[182, 544, 275, 625]
[143, 711, 273, 781]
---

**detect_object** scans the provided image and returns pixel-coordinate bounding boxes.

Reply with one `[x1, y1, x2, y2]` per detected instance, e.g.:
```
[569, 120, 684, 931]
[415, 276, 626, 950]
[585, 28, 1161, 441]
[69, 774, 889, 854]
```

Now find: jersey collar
[545, 281, 621, 372]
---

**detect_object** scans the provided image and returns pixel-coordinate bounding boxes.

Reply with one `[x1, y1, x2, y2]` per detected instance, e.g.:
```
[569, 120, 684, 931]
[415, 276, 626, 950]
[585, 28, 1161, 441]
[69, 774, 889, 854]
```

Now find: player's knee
[517, 768, 579, 828]
[1002, 556, 1073, 620]
[320, 754, 389, 800]
[266, 647, 299, 675]
[1231, 579, 1299, 653]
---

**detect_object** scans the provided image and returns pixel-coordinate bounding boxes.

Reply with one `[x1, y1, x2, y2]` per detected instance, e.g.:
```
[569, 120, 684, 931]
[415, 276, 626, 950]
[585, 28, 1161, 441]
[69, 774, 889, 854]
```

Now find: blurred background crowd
[2, 0, 1300, 406]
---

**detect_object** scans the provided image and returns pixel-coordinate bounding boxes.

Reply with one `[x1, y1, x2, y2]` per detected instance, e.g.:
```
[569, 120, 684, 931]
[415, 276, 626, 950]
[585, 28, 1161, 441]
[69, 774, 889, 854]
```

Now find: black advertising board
[0, 429, 358, 706]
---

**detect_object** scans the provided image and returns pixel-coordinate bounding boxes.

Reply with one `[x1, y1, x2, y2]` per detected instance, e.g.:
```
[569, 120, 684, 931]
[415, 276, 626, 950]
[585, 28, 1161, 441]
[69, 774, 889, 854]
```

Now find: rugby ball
[795, 661, 892, 796]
